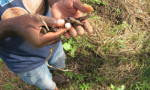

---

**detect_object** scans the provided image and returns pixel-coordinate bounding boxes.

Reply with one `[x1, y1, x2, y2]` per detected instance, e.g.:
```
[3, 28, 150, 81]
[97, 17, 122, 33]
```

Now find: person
[0, 0, 93, 89]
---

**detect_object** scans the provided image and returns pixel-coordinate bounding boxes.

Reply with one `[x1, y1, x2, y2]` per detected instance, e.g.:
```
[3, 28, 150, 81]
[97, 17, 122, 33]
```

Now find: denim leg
[17, 42, 66, 89]
[17, 64, 56, 90]
[48, 42, 66, 69]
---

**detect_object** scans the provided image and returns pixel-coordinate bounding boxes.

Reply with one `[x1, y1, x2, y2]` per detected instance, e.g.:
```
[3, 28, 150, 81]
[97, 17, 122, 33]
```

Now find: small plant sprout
[110, 84, 125, 90]
[63, 37, 78, 58]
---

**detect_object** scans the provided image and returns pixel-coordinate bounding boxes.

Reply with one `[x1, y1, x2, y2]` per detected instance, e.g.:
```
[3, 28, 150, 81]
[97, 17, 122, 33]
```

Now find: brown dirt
[0, 0, 150, 89]
[0, 62, 37, 90]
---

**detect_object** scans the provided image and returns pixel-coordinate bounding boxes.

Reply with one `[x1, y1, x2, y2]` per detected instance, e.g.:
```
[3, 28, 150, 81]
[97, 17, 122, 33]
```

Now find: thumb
[40, 16, 65, 27]
[73, 0, 94, 13]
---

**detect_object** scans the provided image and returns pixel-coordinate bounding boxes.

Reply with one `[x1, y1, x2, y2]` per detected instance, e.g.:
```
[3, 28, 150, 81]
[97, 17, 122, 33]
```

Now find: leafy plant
[75, 74, 86, 82]
[64, 72, 74, 79]
[111, 84, 125, 90]
[63, 43, 72, 51]
[63, 37, 78, 58]
[81, 0, 107, 5]
[102, 1, 107, 5]
[79, 83, 92, 90]
[129, 81, 150, 90]
[2, 82, 15, 90]
[81, 0, 100, 4]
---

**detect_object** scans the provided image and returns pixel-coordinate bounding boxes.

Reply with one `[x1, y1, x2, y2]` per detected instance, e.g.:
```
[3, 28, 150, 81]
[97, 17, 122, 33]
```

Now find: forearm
[0, 19, 15, 40]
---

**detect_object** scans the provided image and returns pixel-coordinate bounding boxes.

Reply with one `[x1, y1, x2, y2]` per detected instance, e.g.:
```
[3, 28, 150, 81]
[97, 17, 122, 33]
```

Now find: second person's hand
[49, 0, 93, 39]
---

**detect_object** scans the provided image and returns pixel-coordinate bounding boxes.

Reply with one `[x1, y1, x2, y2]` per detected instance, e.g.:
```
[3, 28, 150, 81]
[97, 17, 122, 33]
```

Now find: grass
[0, 0, 150, 89]
[59, 0, 150, 89]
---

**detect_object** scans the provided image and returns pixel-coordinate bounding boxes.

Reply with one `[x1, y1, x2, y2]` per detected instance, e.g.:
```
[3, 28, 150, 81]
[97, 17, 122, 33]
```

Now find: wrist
[0, 19, 16, 40]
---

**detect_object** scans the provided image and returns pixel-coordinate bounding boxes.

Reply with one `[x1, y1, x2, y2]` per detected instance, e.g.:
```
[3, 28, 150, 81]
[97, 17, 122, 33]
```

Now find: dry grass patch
[76, 0, 150, 89]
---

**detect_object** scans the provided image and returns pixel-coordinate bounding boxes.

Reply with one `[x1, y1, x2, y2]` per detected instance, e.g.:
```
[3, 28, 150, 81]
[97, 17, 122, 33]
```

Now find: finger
[42, 28, 68, 41]
[83, 21, 93, 33]
[75, 25, 84, 36]
[73, 0, 94, 13]
[69, 27, 77, 37]
[39, 15, 65, 27]
[64, 32, 71, 39]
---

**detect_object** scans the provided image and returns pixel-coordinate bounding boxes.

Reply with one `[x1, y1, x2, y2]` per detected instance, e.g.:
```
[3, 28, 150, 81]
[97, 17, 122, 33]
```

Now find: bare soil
[0, 0, 150, 89]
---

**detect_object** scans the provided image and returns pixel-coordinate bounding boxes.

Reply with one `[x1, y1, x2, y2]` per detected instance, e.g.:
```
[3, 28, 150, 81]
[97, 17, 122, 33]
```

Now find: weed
[117, 9, 121, 15]
[102, 1, 107, 5]
[111, 84, 125, 90]
[81, 0, 107, 6]
[63, 37, 78, 58]
[64, 71, 74, 79]
[75, 74, 86, 82]
[11, 78, 16, 82]
[2, 82, 15, 90]
[90, 15, 99, 19]
[0, 0, 149, 89]
[79, 83, 92, 90]
[130, 81, 150, 90]
[63, 35, 96, 57]
[81, 0, 100, 4]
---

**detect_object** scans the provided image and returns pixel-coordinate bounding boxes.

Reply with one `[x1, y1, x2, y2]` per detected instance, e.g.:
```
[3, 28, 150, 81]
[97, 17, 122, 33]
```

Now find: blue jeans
[17, 42, 66, 90]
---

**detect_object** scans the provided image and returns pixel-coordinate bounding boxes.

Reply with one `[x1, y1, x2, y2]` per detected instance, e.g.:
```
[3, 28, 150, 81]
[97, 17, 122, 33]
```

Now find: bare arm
[0, 14, 70, 48]
[0, 19, 15, 40]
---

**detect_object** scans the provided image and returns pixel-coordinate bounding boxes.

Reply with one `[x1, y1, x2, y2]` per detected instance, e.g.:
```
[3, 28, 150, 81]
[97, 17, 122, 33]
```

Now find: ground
[0, 0, 150, 90]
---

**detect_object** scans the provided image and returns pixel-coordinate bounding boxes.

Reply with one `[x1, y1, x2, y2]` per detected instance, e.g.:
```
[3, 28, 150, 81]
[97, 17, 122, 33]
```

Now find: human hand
[49, 0, 93, 39]
[7, 14, 70, 47]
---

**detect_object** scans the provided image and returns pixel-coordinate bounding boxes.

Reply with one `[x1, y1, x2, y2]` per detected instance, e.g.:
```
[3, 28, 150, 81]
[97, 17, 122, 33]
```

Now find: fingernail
[57, 19, 65, 24]
[90, 7, 94, 11]
[65, 23, 71, 29]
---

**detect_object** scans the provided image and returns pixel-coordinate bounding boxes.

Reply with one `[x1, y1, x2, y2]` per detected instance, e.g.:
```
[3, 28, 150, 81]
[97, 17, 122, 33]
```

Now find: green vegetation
[0, 0, 150, 89]
[0, 58, 3, 64]
[1, 78, 17, 90]
[81, 0, 107, 5]
[111, 84, 125, 90]
[60, 0, 150, 89]
[63, 37, 78, 58]
[2, 82, 15, 90]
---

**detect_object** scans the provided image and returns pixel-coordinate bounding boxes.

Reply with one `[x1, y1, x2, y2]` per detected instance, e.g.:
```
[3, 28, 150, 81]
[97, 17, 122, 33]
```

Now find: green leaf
[90, 15, 99, 19]
[63, 43, 72, 51]
[120, 45, 125, 48]
[71, 50, 75, 58]
[110, 84, 115, 89]
[117, 9, 121, 14]
[70, 46, 77, 58]
[119, 85, 125, 90]
[102, 1, 107, 5]
[84, 3, 92, 7]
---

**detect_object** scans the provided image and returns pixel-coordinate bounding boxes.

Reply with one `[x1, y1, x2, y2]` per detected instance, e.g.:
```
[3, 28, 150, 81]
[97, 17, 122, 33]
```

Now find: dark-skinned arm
[0, 19, 15, 40]
[0, 14, 70, 48]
